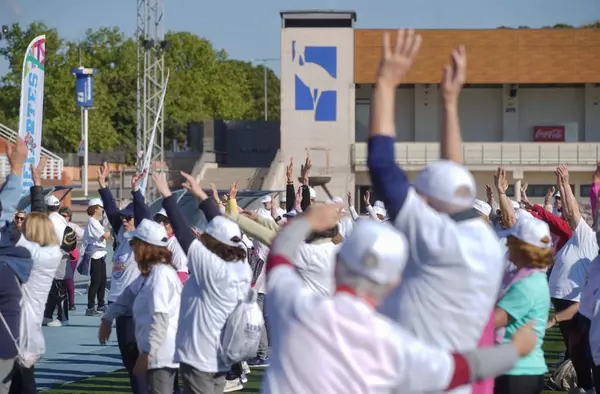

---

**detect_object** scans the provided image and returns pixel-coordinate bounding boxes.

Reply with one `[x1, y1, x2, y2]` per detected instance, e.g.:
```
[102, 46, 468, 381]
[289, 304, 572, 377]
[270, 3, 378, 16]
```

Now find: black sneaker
[96, 305, 106, 313]
[85, 308, 102, 317]
[247, 356, 270, 368]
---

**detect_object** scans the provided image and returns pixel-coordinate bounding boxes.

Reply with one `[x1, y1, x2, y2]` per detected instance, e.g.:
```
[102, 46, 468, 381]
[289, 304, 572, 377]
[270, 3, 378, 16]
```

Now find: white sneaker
[46, 320, 62, 327]
[241, 361, 250, 375]
[42, 318, 52, 326]
[223, 378, 243, 392]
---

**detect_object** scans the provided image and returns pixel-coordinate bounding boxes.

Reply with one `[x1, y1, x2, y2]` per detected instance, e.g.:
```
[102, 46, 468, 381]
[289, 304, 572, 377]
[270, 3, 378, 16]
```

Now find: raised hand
[209, 183, 219, 200]
[441, 46, 467, 102]
[241, 209, 258, 221]
[286, 157, 293, 183]
[494, 167, 508, 194]
[555, 165, 569, 184]
[363, 190, 371, 206]
[131, 170, 145, 192]
[229, 181, 240, 200]
[31, 156, 47, 187]
[305, 203, 344, 232]
[301, 154, 312, 185]
[151, 173, 172, 198]
[377, 29, 422, 88]
[7, 137, 28, 176]
[484, 184, 493, 200]
[346, 191, 352, 207]
[97, 162, 109, 189]
[544, 186, 556, 206]
[520, 182, 528, 197]
[180, 171, 207, 200]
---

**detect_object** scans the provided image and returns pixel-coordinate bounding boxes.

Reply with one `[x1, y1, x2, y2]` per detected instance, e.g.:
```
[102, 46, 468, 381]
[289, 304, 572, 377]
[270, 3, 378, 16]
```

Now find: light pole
[251, 58, 278, 121]
[0, 25, 8, 40]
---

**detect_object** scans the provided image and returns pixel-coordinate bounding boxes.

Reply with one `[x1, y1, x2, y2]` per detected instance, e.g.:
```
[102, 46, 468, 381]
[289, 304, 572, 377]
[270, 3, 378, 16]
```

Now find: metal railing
[352, 142, 600, 167]
[0, 123, 64, 179]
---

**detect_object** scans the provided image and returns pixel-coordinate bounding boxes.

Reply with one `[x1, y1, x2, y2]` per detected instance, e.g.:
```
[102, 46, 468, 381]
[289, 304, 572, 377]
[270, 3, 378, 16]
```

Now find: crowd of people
[1, 28, 600, 394]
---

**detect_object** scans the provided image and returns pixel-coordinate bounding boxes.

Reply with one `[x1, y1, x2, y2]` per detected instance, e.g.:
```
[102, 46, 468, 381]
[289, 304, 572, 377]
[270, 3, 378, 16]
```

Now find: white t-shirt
[337, 216, 354, 239]
[167, 236, 188, 273]
[174, 239, 251, 373]
[132, 264, 182, 370]
[253, 239, 270, 295]
[264, 264, 455, 394]
[16, 236, 62, 361]
[549, 218, 597, 301]
[294, 242, 340, 296]
[379, 189, 504, 394]
[48, 212, 67, 243]
[83, 217, 107, 259]
[107, 230, 140, 303]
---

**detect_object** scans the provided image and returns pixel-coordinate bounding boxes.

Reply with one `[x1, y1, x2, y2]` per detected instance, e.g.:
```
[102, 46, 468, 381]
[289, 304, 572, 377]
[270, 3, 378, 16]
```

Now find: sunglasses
[15, 216, 25, 222]
[121, 215, 133, 222]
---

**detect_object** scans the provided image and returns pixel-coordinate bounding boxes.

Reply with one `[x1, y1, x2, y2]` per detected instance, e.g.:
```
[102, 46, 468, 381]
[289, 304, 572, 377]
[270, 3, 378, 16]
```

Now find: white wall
[356, 85, 414, 142]
[454, 88, 503, 142]
[518, 87, 585, 141]
[280, 27, 355, 199]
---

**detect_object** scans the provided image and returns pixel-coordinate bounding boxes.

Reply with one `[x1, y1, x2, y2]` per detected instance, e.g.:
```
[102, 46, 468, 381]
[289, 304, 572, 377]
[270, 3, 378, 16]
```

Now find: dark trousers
[88, 256, 107, 309]
[552, 297, 577, 360]
[568, 312, 594, 390]
[115, 315, 148, 394]
[44, 279, 69, 321]
[8, 364, 36, 394]
[66, 259, 77, 307]
[257, 292, 270, 358]
[494, 374, 544, 394]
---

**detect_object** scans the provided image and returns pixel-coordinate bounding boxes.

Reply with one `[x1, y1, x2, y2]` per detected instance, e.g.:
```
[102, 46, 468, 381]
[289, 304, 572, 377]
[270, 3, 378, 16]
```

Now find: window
[355, 99, 370, 142]
[581, 185, 592, 198]
[355, 185, 380, 214]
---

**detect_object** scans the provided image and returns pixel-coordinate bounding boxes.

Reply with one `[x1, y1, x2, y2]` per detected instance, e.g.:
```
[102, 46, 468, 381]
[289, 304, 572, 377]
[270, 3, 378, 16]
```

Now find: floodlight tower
[136, 0, 167, 199]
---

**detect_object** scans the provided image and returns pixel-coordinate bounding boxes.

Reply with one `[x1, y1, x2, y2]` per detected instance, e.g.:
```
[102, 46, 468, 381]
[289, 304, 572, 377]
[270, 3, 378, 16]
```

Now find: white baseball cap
[554, 191, 561, 198]
[325, 197, 347, 213]
[261, 195, 272, 203]
[473, 199, 492, 217]
[511, 200, 521, 210]
[131, 218, 168, 247]
[373, 205, 387, 218]
[206, 216, 243, 247]
[413, 160, 476, 209]
[338, 220, 408, 285]
[374, 200, 385, 209]
[44, 195, 60, 207]
[508, 216, 552, 249]
[88, 198, 103, 207]
[309, 187, 316, 199]
[155, 208, 168, 218]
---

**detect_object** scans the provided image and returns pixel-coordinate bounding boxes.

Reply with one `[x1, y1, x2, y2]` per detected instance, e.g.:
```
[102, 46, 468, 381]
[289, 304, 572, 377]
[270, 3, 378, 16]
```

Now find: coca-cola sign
[533, 126, 565, 142]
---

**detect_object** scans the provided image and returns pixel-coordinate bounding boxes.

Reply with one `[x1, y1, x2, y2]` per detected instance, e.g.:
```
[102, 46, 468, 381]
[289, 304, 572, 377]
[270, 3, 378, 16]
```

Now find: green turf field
[43, 327, 567, 393]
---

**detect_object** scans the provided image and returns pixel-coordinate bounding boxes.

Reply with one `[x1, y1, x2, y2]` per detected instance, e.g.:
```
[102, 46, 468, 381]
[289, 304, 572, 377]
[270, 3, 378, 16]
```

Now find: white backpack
[220, 288, 264, 365]
[0, 277, 42, 368]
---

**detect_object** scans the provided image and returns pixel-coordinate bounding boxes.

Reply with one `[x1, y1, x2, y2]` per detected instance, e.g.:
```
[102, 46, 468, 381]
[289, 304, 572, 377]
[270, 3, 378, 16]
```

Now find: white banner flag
[140, 69, 170, 196]
[18, 35, 46, 195]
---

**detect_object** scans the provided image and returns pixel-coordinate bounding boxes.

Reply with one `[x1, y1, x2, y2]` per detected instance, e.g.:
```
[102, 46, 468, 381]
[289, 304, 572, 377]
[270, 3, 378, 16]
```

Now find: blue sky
[0, 0, 598, 76]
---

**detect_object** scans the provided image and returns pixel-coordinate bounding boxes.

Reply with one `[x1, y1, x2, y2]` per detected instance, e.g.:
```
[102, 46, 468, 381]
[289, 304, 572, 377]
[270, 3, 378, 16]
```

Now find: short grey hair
[334, 259, 395, 302]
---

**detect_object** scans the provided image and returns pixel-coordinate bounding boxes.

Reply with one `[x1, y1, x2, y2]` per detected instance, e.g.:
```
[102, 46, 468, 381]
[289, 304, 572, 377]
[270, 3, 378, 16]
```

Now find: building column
[513, 169, 524, 203]
[414, 84, 439, 142]
[585, 83, 600, 142]
[502, 84, 520, 141]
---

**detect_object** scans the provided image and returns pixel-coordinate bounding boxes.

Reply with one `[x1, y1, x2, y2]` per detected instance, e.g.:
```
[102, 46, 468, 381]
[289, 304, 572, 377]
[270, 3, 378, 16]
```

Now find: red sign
[533, 126, 565, 142]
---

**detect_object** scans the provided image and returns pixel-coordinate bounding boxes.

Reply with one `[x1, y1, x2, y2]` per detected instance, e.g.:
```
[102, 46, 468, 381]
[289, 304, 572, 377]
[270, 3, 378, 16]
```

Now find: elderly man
[263, 204, 536, 394]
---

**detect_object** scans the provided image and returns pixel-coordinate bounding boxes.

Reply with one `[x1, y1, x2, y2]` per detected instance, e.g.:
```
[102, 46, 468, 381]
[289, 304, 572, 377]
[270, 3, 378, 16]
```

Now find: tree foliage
[0, 23, 280, 153]
[499, 20, 600, 29]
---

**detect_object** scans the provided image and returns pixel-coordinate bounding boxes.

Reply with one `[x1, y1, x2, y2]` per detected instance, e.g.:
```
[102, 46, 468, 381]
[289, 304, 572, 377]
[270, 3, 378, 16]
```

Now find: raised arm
[131, 172, 152, 227]
[556, 165, 581, 229]
[97, 162, 122, 233]
[0, 138, 27, 224]
[494, 167, 516, 228]
[440, 46, 466, 164]
[300, 155, 312, 211]
[153, 173, 196, 254]
[285, 157, 296, 212]
[30, 157, 48, 213]
[485, 184, 497, 212]
[368, 30, 421, 220]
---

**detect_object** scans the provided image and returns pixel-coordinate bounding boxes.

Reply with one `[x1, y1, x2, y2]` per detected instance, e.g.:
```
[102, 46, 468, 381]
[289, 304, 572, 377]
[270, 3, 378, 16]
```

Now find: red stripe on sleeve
[266, 254, 293, 274]
[447, 354, 470, 391]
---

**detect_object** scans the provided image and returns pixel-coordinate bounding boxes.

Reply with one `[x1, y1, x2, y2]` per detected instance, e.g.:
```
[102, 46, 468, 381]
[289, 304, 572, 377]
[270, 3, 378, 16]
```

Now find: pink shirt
[472, 313, 495, 394]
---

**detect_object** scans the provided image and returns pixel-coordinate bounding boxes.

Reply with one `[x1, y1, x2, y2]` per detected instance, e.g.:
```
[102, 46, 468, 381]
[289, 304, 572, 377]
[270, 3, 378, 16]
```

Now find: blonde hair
[23, 212, 60, 247]
[506, 235, 554, 269]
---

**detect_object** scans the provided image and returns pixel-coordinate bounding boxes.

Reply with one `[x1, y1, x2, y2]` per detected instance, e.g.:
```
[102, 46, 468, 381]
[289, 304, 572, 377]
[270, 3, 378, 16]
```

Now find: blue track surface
[36, 250, 121, 391]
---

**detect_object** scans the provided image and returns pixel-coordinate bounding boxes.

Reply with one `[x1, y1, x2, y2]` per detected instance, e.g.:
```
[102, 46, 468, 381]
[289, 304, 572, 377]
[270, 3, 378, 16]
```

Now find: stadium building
[279, 10, 600, 207]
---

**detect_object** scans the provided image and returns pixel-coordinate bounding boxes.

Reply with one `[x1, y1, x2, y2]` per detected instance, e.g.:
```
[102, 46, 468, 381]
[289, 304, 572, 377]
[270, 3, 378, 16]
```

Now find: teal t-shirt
[497, 272, 550, 375]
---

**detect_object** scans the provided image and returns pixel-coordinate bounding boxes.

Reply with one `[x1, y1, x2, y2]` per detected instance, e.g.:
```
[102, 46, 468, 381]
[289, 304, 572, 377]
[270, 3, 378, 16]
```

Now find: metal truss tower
[136, 0, 165, 197]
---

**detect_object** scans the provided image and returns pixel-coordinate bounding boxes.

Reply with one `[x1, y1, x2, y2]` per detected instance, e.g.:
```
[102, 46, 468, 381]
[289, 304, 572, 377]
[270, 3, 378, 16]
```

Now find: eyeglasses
[15, 216, 25, 222]
[121, 215, 133, 222]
